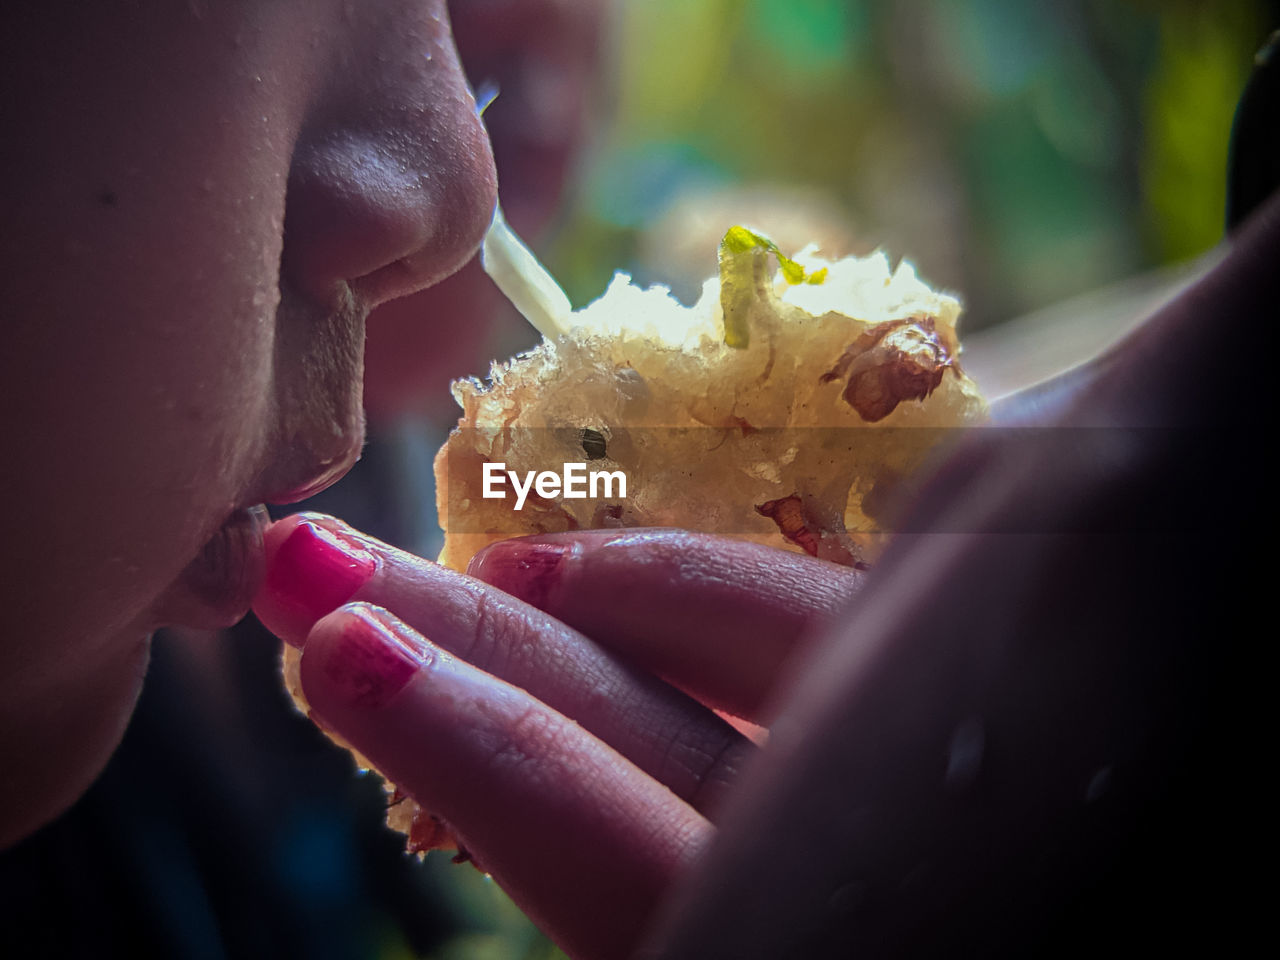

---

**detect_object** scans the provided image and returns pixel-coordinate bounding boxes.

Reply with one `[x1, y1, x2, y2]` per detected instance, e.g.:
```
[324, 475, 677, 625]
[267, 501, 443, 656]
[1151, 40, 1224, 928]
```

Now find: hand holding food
[253, 515, 861, 960]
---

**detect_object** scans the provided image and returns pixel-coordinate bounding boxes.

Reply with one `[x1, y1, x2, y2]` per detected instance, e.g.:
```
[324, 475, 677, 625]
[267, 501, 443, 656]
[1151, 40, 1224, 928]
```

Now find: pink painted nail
[262, 520, 377, 645]
[467, 540, 569, 609]
[318, 608, 428, 709]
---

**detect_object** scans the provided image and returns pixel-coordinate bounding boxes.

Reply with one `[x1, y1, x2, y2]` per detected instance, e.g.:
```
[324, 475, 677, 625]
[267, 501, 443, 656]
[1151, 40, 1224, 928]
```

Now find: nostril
[282, 107, 497, 310]
[282, 136, 439, 304]
[356, 168, 497, 306]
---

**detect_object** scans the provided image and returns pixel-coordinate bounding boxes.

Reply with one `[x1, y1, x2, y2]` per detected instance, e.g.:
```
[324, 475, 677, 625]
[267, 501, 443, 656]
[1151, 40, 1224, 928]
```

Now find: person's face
[0, 0, 496, 846]
[363, 0, 608, 421]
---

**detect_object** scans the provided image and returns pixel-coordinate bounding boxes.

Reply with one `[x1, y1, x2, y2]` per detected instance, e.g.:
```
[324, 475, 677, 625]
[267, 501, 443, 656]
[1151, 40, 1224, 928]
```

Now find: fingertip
[301, 603, 431, 712]
[296, 597, 710, 959]
[467, 537, 575, 609]
[252, 514, 379, 647]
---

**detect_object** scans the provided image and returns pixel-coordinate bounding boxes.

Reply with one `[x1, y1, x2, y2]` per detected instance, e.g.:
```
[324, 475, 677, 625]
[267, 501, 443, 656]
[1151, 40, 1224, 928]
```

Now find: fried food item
[287, 214, 987, 856]
[435, 217, 988, 574]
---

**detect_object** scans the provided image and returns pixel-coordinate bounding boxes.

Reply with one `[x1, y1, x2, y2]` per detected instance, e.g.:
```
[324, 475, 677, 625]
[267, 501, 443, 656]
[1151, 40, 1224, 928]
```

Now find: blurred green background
[542, 0, 1273, 334]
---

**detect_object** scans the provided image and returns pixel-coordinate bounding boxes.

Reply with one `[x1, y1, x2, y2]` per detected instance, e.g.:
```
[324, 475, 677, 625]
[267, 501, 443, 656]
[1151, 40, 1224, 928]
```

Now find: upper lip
[263, 451, 362, 506]
[257, 409, 367, 507]
[254, 279, 369, 509]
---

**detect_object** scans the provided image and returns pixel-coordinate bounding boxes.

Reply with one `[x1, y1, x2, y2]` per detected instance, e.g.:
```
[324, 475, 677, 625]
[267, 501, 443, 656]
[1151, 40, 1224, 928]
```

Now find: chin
[0, 628, 151, 850]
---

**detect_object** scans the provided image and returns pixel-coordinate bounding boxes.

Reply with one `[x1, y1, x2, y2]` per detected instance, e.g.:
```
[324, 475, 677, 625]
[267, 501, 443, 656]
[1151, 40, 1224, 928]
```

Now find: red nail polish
[467, 540, 569, 609]
[319, 611, 420, 709]
[263, 521, 377, 644]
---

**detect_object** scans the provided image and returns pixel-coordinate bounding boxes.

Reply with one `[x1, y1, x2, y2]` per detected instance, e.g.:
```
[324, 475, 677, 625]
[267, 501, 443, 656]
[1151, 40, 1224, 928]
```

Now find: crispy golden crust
[437, 232, 987, 574]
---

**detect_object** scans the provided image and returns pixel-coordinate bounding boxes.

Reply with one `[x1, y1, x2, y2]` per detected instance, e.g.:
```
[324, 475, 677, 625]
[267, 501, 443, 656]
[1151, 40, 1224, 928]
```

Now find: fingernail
[263, 520, 378, 645]
[293, 511, 354, 535]
[467, 540, 570, 609]
[319, 607, 427, 709]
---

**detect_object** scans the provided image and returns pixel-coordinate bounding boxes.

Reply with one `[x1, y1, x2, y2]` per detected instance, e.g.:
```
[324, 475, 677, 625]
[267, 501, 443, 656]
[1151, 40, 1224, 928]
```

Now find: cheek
[7, 246, 282, 651]
[0, 225, 285, 840]
[1, 63, 298, 663]
[0, 2, 336, 846]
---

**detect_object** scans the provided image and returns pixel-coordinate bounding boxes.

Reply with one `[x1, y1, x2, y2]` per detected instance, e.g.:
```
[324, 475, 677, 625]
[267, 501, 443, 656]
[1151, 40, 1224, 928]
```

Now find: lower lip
[170, 505, 270, 628]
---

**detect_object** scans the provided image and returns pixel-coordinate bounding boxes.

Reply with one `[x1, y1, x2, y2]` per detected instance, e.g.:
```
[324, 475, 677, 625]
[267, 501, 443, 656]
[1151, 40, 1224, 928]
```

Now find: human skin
[362, 0, 607, 421]
[5, 0, 1269, 951]
[255, 195, 1277, 958]
[0, 1, 496, 848]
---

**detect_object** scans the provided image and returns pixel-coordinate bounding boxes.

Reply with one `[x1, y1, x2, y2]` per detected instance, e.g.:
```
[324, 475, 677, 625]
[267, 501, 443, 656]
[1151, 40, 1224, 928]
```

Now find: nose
[262, 3, 496, 506]
[281, 7, 498, 310]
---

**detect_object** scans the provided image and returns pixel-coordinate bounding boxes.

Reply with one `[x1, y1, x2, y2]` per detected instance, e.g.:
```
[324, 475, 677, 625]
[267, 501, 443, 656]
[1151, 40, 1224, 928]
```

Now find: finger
[468, 529, 864, 719]
[301, 602, 709, 960]
[253, 514, 755, 815]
